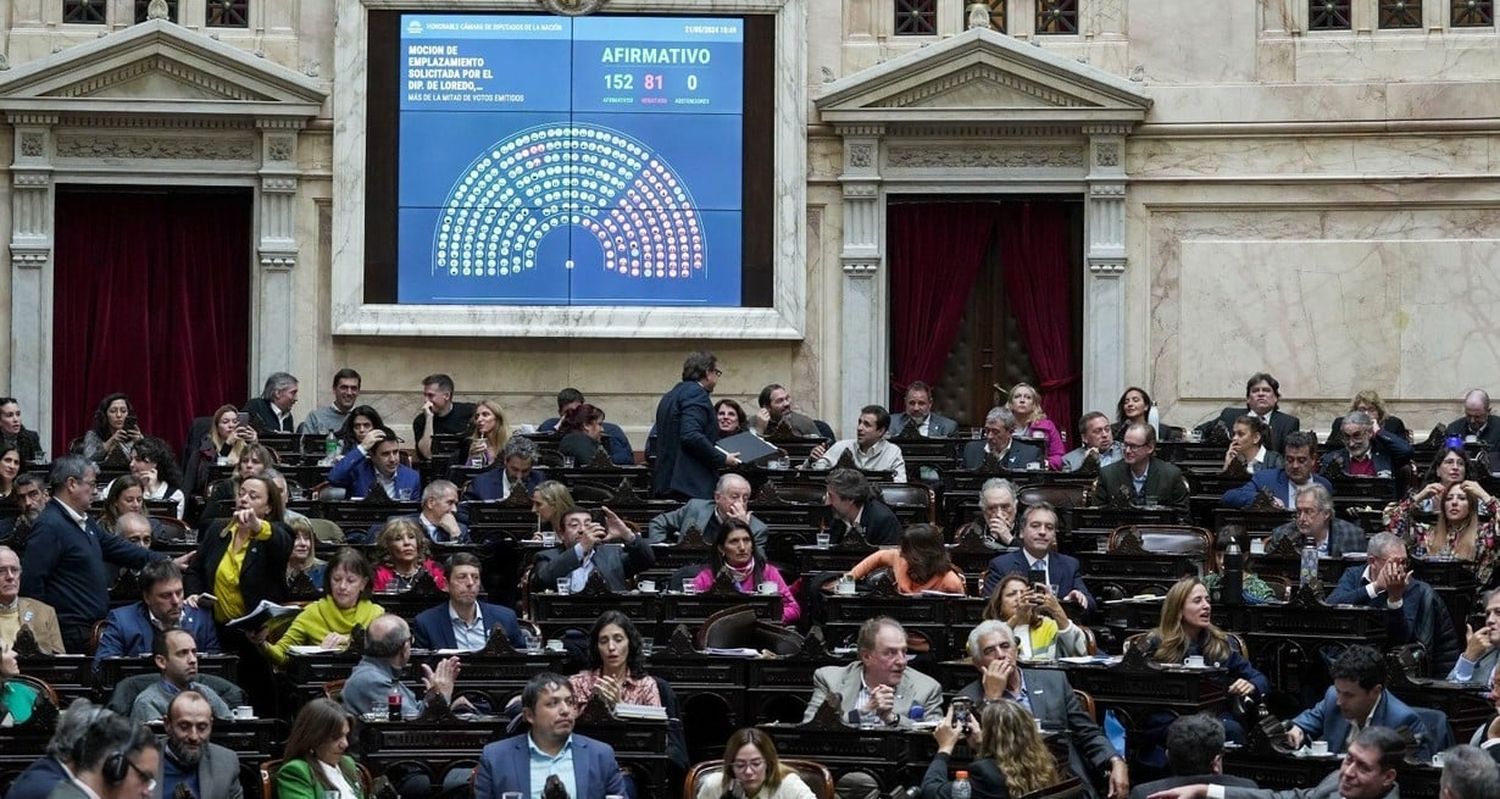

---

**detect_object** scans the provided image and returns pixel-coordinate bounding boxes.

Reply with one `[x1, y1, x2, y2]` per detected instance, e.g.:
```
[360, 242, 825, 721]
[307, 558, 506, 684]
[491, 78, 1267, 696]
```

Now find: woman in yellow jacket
[257, 547, 384, 667]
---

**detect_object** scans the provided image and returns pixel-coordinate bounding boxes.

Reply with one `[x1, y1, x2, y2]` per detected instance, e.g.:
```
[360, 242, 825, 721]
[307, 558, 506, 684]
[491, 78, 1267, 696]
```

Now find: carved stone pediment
[0, 19, 325, 119]
[816, 27, 1150, 127]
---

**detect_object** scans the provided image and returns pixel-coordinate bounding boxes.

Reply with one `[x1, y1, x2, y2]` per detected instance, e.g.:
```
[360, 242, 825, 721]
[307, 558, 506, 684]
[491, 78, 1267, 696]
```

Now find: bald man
[646, 473, 769, 551]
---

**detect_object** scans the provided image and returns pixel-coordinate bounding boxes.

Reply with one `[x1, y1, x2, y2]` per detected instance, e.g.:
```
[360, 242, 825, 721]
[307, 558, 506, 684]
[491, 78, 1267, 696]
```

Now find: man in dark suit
[531, 506, 654, 593]
[1328, 533, 1461, 678]
[981, 503, 1093, 608]
[1196, 372, 1300, 453]
[1094, 423, 1190, 510]
[1268, 484, 1367, 558]
[406, 480, 469, 544]
[93, 560, 218, 675]
[475, 672, 626, 798]
[1286, 645, 1434, 760]
[242, 371, 299, 433]
[3, 692, 95, 799]
[537, 388, 635, 465]
[327, 426, 421, 500]
[652, 351, 737, 500]
[889, 381, 958, 438]
[646, 473, 768, 551]
[1451, 590, 1500, 686]
[1447, 389, 1500, 450]
[155, 690, 242, 799]
[47, 707, 160, 799]
[1321, 411, 1414, 481]
[824, 468, 902, 546]
[751, 383, 821, 437]
[412, 553, 525, 651]
[962, 406, 1044, 470]
[19, 457, 172, 653]
[1130, 714, 1257, 799]
[464, 435, 546, 502]
[1222, 431, 1330, 509]
[1147, 726, 1405, 799]
[960, 620, 1127, 799]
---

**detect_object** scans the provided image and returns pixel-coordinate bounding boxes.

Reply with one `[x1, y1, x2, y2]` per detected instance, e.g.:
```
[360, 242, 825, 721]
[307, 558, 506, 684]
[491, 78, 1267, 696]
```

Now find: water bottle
[1222, 538, 1244, 606]
[952, 771, 971, 799]
[1299, 545, 1318, 588]
[323, 432, 338, 464]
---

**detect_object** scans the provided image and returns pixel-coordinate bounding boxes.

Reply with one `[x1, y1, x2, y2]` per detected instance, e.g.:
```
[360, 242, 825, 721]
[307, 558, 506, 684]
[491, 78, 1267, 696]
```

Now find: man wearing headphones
[5, 697, 97, 799]
[49, 702, 158, 799]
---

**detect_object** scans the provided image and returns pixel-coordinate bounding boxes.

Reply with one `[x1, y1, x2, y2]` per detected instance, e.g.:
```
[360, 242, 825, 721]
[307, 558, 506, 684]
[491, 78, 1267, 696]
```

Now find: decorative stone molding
[537, 0, 610, 14]
[1096, 142, 1119, 166]
[53, 134, 256, 160]
[54, 55, 267, 101]
[266, 135, 293, 162]
[12, 172, 50, 187]
[848, 142, 873, 168]
[841, 259, 879, 275]
[1087, 258, 1126, 276]
[19, 133, 44, 157]
[873, 64, 1087, 109]
[886, 143, 1085, 169]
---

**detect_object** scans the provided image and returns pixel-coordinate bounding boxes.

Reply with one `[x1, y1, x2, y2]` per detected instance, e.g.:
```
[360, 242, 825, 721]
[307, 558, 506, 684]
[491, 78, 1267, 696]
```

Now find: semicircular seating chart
[433, 123, 705, 280]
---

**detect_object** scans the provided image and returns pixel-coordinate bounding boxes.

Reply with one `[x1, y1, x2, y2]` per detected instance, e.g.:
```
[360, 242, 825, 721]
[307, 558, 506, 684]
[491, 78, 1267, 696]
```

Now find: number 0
[687, 74, 698, 91]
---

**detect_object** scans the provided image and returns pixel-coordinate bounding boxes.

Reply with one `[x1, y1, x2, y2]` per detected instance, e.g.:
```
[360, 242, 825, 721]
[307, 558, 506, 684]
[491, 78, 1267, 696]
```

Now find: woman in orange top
[844, 524, 965, 595]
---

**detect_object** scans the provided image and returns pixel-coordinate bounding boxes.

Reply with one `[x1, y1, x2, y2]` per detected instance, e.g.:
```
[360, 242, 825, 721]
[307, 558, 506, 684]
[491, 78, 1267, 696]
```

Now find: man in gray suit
[1268, 484, 1368, 558]
[646, 473, 768, 551]
[802, 617, 942, 729]
[45, 705, 159, 799]
[1450, 590, 1500, 686]
[1062, 412, 1125, 472]
[531, 506, 655, 593]
[889, 382, 957, 438]
[959, 620, 1128, 799]
[155, 691, 242, 799]
[1145, 725, 1404, 799]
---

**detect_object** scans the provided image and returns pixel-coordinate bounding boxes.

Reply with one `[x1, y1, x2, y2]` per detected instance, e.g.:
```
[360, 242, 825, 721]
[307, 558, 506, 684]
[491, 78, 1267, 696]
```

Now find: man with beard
[0, 474, 48, 549]
[127, 629, 234, 723]
[156, 690, 242, 799]
[474, 672, 627, 798]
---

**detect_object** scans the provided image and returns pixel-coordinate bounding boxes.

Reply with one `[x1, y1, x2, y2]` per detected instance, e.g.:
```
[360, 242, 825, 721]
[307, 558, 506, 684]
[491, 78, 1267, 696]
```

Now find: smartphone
[590, 508, 606, 524]
[1027, 568, 1048, 591]
[950, 697, 973, 732]
[124, 415, 140, 431]
[235, 412, 251, 427]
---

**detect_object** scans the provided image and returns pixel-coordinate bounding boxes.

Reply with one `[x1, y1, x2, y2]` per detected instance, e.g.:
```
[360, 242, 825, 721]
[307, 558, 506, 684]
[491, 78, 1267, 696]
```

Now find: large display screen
[396, 14, 745, 306]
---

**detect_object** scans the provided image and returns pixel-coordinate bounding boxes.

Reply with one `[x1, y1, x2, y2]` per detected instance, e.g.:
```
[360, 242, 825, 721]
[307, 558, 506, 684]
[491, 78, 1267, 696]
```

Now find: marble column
[1082, 126, 1128, 415]
[7, 114, 57, 450]
[836, 126, 885, 438]
[254, 119, 303, 381]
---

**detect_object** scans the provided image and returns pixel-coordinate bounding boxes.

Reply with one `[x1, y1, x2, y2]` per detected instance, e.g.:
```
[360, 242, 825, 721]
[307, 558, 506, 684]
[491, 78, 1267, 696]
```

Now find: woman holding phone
[981, 573, 1088, 661]
[79, 392, 142, 465]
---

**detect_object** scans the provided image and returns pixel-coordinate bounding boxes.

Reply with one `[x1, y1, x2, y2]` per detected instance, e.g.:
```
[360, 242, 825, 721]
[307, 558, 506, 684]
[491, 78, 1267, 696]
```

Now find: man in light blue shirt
[475, 673, 627, 798]
[1450, 589, 1500, 685]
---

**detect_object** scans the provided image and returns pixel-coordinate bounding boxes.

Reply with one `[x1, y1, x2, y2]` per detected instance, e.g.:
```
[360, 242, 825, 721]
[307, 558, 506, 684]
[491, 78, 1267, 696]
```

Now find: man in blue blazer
[889, 381, 958, 438]
[1285, 645, 1434, 761]
[1220, 431, 1331, 509]
[93, 560, 218, 675]
[1327, 533, 1461, 678]
[327, 426, 421, 500]
[652, 352, 736, 500]
[982, 504, 1094, 610]
[464, 436, 546, 502]
[475, 672, 627, 799]
[19, 457, 171, 652]
[411, 553, 525, 651]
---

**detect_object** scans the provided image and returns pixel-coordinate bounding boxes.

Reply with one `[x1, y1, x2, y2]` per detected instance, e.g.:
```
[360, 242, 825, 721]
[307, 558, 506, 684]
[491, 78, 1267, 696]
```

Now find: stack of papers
[615, 703, 668, 720]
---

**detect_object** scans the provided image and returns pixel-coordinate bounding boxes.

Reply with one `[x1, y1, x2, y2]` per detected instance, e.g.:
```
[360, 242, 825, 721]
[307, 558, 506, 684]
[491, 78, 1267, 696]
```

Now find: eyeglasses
[1122, 441, 1149, 450]
[731, 759, 766, 772]
[710, 368, 724, 376]
[126, 760, 156, 791]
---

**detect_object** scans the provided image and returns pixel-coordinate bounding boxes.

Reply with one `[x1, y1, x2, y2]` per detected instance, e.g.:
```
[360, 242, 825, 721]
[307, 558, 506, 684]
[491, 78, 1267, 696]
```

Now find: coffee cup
[836, 578, 856, 595]
[545, 639, 564, 652]
[1309, 740, 1329, 756]
[757, 581, 778, 595]
[637, 580, 657, 593]
[232, 705, 254, 720]
[1183, 655, 1206, 668]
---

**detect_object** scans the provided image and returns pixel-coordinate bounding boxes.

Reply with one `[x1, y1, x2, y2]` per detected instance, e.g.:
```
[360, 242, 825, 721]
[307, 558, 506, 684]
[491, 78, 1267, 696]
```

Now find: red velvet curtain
[52, 189, 252, 457]
[887, 202, 996, 407]
[997, 201, 1078, 435]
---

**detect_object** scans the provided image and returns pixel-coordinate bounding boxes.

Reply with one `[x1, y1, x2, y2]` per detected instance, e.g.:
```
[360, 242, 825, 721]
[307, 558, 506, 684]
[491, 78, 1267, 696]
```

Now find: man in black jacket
[652, 352, 738, 500]
[1130, 714, 1257, 799]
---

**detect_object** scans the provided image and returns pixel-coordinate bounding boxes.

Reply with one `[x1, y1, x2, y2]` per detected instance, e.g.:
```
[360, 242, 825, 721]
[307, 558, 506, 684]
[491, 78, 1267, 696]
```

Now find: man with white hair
[0, 545, 64, 654]
[646, 473, 768, 551]
[960, 621, 1127, 799]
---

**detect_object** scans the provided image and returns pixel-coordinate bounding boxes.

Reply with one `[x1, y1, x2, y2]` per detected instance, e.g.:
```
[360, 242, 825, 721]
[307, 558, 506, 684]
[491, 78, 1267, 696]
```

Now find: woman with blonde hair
[1385, 480, 1500, 584]
[530, 480, 575, 535]
[1006, 382, 1064, 470]
[463, 400, 509, 468]
[696, 727, 814, 799]
[921, 700, 1059, 798]
[370, 518, 448, 593]
[1138, 576, 1268, 741]
[1329, 389, 1409, 446]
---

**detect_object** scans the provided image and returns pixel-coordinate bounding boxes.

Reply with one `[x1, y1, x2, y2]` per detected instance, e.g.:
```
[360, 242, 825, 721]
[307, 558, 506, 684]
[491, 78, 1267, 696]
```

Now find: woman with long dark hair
[567, 610, 661, 712]
[277, 698, 365, 799]
[689, 519, 800, 623]
[697, 727, 815, 799]
[557, 402, 608, 466]
[844, 524, 965, 595]
[80, 392, 141, 465]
